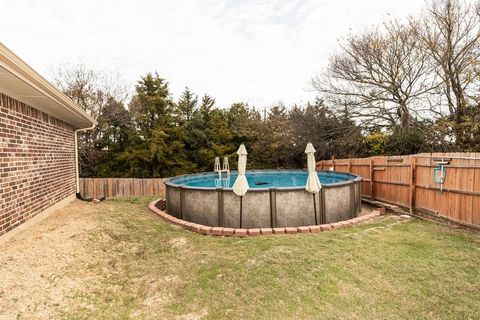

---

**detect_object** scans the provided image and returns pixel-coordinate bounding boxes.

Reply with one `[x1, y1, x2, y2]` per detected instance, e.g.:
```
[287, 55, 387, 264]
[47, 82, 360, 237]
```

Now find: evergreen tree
[188, 95, 234, 171]
[177, 87, 198, 124]
[121, 73, 194, 177]
[96, 97, 134, 176]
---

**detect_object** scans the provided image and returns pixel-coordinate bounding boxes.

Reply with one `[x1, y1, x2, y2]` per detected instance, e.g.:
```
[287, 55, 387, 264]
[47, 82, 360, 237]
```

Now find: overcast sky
[1, 0, 426, 108]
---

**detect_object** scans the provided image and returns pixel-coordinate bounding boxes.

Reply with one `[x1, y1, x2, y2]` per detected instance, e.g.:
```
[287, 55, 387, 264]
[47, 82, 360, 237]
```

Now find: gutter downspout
[75, 124, 96, 196]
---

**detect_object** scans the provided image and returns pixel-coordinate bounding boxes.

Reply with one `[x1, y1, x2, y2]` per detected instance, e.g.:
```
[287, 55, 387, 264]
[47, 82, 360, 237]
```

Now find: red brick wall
[0, 93, 76, 236]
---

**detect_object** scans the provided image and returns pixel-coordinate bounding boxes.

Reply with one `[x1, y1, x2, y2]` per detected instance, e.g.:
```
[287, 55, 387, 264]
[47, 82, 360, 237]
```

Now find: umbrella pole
[239, 196, 243, 228]
[313, 193, 318, 225]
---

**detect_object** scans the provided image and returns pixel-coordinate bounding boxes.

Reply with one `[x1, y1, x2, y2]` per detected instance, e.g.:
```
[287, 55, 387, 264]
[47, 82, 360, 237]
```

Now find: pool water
[168, 170, 354, 189]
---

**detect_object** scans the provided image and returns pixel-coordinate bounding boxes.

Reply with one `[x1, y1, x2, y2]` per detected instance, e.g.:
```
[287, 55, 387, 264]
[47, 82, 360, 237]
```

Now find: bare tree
[419, 0, 480, 147]
[313, 20, 437, 131]
[50, 61, 128, 119]
[50, 61, 129, 176]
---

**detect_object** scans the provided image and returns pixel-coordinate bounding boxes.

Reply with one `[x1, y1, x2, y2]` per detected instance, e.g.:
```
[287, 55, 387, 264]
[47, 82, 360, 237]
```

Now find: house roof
[0, 43, 96, 129]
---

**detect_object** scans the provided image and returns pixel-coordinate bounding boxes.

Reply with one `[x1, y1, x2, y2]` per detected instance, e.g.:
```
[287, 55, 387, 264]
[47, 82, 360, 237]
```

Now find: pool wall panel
[166, 186, 181, 218]
[324, 185, 351, 223]
[223, 192, 241, 228]
[241, 191, 271, 228]
[184, 189, 218, 226]
[276, 190, 317, 227]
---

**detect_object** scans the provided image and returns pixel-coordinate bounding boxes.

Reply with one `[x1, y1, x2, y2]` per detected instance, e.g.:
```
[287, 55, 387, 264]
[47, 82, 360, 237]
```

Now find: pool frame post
[179, 186, 186, 220]
[239, 196, 243, 228]
[165, 185, 170, 214]
[358, 182, 362, 213]
[269, 188, 277, 228]
[349, 184, 356, 219]
[216, 187, 224, 227]
[319, 188, 326, 224]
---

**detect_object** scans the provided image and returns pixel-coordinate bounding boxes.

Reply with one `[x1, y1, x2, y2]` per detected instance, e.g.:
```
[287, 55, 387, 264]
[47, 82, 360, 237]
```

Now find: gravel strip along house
[0, 43, 96, 239]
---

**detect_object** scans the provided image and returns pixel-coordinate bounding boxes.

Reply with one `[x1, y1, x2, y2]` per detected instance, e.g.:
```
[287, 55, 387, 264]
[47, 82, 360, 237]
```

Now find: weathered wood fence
[316, 152, 480, 228]
[79, 178, 165, 199]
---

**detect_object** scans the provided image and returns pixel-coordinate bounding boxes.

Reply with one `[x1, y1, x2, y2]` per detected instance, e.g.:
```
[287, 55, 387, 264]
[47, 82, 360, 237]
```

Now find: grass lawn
[2, 197, 480, 319]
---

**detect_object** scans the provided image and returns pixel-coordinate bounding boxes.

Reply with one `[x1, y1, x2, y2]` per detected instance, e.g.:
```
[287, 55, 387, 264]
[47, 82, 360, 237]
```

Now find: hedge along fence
[79, 178, 166, 199]
[316, 152, 480, 229]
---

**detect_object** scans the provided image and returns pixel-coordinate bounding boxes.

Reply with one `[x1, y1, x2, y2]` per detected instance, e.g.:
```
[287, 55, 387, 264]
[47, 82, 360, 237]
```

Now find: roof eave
[0, 43, 97, 129]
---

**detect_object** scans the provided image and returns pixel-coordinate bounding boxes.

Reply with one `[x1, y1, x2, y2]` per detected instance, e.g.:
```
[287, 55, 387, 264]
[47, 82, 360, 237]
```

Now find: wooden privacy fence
[317, 152, 480, 229]
[79, 178, 165, 199]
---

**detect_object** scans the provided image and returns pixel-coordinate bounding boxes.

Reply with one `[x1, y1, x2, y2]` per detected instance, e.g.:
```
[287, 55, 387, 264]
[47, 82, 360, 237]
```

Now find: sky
[1, 0, 426, 108]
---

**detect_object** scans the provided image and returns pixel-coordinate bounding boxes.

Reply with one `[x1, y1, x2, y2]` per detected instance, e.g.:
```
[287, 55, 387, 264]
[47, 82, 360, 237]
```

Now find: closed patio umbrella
[232, 143, 249, 228]
[232, 144, 249, 196]
[305, 142, 322, 194]
[305, 142, 322, 224]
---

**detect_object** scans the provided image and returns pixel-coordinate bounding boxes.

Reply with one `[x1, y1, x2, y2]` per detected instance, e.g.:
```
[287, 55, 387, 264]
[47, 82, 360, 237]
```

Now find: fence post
[410, 156, 416, 213]
[332, 156, 335, 171]
[369, 158, 374, 200]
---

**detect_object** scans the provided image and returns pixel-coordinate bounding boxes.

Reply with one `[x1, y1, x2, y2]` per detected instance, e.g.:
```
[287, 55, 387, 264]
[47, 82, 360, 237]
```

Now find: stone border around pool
[148, 199, 384, 237]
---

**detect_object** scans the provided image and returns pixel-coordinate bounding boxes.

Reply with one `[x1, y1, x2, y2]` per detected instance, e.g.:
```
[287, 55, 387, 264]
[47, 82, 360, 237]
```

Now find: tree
[227, 103, 263, 167]
[419, 0, 480, 149]
[187, 95, 234, 171]
[96, 97, 134, 177]
[177, 87, 198, 124]
[122, 73, 194, 177]
[51, 62, 128, 177]
[287, 99, 365, 164]
[129, 72, 173, 139]
[254, 105, 291, 168]
[312, 20, 438, 148]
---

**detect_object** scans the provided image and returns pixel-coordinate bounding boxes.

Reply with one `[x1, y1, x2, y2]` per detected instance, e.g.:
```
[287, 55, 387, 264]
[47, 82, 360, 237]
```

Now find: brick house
[0, 43, 96, 238]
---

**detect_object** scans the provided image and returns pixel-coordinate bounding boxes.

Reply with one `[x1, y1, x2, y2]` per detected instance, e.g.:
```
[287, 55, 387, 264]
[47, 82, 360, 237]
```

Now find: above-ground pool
[165, 170, 362, 229]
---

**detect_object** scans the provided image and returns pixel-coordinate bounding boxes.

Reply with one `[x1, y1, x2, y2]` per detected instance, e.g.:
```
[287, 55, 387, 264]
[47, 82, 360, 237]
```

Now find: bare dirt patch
[0, 200, 105, 319]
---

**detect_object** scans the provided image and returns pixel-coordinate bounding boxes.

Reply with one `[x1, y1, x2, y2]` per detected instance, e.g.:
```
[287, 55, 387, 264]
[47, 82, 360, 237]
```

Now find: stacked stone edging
[149, 199, 383, 237]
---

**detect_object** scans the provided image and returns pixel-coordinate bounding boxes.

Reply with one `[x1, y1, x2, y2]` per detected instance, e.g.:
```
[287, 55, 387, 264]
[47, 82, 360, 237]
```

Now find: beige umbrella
[305, 142, 322, 225]
[232, 144, 249, 196]
[305, 142, 322, 193]
[232, 144, 249, 228]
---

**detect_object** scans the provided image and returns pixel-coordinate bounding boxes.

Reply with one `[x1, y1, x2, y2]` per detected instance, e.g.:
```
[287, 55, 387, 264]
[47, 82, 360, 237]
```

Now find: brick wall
[0, 93, 76, 236]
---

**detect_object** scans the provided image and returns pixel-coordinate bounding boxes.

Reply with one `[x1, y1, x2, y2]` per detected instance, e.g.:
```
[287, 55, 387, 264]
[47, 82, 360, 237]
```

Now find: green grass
[63, 197, 480, 319]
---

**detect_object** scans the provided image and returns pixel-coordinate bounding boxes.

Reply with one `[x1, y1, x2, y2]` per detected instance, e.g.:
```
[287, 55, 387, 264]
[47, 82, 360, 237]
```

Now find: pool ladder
[215, 176, 231, 188]
[214, 156, 230, 178]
